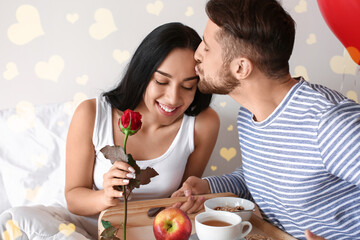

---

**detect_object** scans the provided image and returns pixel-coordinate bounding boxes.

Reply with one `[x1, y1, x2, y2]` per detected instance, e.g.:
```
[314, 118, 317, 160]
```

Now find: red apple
[153, 207, 192, 240]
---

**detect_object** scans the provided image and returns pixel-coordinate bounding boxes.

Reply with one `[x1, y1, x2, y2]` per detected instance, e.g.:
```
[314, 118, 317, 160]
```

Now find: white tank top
[93, 96, 195, 200]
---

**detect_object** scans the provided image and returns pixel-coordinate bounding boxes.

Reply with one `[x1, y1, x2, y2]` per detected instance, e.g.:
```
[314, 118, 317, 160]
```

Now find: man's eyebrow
[202, 36, 208, 47]
[155, 70, 199, 81]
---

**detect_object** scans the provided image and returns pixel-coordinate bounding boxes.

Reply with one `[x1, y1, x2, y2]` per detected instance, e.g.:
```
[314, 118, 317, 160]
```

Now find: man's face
[194, 20, 239, 94]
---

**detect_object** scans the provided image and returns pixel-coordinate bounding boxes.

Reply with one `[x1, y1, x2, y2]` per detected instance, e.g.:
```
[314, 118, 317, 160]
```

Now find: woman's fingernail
[126, 173, 135, 179]
[128, 167, 135, 173]
[123, 179, 129, 184]
[185, 190, 191, 196]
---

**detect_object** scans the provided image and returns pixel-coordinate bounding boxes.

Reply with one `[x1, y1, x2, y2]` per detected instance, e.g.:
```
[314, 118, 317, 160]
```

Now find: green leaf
[100, 237, 121, 240]
[100, 146, 159, 194]
[100, 226, 117, 238]
[101, 220, 113, 229]
[126, 154, 159, 192]
[127, 153, 141, 174]
[100, 145, 128, 164]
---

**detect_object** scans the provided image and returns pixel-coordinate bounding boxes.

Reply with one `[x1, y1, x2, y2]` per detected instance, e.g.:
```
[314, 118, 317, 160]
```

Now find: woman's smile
[157, 102, 180, 116]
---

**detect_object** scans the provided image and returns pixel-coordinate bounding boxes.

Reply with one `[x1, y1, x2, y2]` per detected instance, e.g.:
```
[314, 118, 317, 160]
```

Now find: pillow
[0, 100, 76, 214]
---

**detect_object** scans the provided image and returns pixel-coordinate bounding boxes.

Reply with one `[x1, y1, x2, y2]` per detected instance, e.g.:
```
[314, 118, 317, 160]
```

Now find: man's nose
[194, 41, 204, 63]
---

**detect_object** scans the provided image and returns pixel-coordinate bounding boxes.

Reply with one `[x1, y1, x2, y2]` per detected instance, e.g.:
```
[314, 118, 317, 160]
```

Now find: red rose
[118, 109, 142, 136]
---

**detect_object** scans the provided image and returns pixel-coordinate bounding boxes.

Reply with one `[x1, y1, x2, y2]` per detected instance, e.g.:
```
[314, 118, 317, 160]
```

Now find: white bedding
[0, 100, 97, 239]
[0, 101, 72, 212]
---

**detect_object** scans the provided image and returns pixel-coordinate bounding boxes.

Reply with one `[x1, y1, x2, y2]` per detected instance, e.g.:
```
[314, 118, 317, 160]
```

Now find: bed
[0, 101, 97, 239]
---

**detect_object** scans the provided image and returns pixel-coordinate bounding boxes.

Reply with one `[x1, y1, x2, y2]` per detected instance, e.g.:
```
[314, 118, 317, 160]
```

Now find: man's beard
[197, 65, 239, 94]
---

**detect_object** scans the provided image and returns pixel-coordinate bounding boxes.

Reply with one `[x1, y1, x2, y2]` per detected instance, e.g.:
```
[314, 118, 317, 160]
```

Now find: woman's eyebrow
[184, 76, 200, 81]
[156, 70, 172, 78]
[155, 70, 199, 81]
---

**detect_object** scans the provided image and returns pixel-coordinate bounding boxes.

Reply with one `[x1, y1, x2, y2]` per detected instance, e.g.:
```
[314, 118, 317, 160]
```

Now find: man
[172, 0, 360, 239]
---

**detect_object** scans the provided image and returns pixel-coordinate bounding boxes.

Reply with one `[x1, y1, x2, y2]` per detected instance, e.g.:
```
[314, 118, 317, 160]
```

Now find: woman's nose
[166, 85, 180, 105]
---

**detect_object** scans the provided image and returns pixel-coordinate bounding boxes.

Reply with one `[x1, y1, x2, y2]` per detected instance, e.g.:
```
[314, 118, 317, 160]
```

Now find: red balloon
[317, 0, 360, 65]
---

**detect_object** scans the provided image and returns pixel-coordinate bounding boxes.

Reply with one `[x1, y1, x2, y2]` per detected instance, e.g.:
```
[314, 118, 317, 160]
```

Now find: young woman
[0, 23, 218, 240]
[65, 22, 219, 225]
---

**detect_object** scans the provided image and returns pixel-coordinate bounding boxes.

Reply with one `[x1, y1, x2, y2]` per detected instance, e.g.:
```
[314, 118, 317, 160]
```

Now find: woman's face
[141, 48, 198, 125]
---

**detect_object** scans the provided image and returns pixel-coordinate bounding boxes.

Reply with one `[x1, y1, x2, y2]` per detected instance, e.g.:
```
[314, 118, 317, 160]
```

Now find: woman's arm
[181, 107, 220, 182]
[65, 99, 133, 216]
[172, 107, 219, 213]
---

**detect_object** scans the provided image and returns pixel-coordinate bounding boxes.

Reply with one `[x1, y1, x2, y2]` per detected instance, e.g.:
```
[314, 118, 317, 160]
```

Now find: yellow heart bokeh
[210, 165, 217, 171]
[185, 6, 194, 17]
[146, 0, 163, 16]
[330, 49, 358, 75]
[295, 0, 307, 13]
[347, 90, 358, 103]
[219, 101, 226, 107]
[66, 13, 79, 24]
[3, 62, 19, 80]
[89, 8, 117, 40]
[2, 220, 22, 240]
[227, 125, 233, 131]
[220, 147, 237, 161]
[8, 5, 44, 45]
[113, 49, 130, 64]
[26, 186, 40, 202]
[294, 65, 310, 81]
[58, 223, 75, 237]
[34, 55, 64, 82]
[306, 33, 316, 45]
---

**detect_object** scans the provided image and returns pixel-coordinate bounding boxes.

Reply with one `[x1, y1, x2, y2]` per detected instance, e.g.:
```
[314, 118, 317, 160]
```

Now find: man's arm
[204, 167, 252, 200]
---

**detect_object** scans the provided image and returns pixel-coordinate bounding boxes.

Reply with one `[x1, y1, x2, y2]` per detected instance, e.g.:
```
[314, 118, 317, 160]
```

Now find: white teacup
[195, 211, 252, 240]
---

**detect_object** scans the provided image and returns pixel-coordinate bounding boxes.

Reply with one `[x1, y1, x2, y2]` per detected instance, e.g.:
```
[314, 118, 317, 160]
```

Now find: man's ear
[230, 57, 253, 80]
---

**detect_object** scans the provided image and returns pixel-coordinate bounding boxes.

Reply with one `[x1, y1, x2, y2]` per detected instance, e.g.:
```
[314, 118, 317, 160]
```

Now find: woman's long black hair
[102, 22, 212, 116]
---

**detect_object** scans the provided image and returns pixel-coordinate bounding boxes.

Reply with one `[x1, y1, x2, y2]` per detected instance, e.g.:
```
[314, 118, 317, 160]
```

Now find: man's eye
[182, 86, 194, 91]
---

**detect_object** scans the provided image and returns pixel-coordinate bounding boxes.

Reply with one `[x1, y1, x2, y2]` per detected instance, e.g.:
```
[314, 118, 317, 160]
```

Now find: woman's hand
[102, 161, 136, 207]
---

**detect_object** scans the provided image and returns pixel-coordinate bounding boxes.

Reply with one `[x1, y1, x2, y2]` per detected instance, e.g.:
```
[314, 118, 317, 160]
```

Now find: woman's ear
[230, 57, 253, 80]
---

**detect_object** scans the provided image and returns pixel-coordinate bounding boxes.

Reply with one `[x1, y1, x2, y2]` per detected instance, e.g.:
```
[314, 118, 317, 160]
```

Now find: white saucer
[189, 233, 245, 240]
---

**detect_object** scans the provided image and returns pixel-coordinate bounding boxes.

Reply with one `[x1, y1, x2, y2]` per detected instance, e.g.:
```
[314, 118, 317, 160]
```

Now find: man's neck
[229, 72, 297, 122]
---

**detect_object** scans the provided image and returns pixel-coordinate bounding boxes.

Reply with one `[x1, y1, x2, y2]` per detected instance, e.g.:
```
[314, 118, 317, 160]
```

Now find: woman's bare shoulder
[73, 98, 96, 116]
[195, 107, 220, 128]
[68, 98, 97, 135]
[194, 107, 220, 141]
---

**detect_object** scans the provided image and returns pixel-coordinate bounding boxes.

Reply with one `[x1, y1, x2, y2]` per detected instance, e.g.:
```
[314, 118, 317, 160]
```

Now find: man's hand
[171, 176, 211, 214]
[171, 176, 211, 197]
[305, 230, 326, 240]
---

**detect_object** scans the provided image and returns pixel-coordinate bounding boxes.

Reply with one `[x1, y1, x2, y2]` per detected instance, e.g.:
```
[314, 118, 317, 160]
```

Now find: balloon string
[340, 64, 345, 93]
[356, 66, 360, 88]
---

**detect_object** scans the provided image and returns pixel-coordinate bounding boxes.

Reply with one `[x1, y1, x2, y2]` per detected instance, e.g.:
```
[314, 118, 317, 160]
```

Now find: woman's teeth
[159, 103, 176, 112]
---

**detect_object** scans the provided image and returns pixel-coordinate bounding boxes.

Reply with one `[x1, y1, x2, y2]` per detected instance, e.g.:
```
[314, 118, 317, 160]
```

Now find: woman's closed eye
[155, 79, 194, 91]
[155, 79, 167, 85]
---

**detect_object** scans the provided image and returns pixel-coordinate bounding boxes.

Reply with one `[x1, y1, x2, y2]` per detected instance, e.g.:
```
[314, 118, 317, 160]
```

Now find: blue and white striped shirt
[205, 78, 360, 240]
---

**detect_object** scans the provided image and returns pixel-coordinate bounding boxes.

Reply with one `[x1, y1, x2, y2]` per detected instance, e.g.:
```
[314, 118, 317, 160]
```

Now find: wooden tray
[98, 192, 296, 240]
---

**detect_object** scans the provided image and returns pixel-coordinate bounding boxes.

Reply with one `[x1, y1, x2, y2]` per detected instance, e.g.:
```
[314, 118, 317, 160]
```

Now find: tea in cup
[195, 211, 252, 240]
